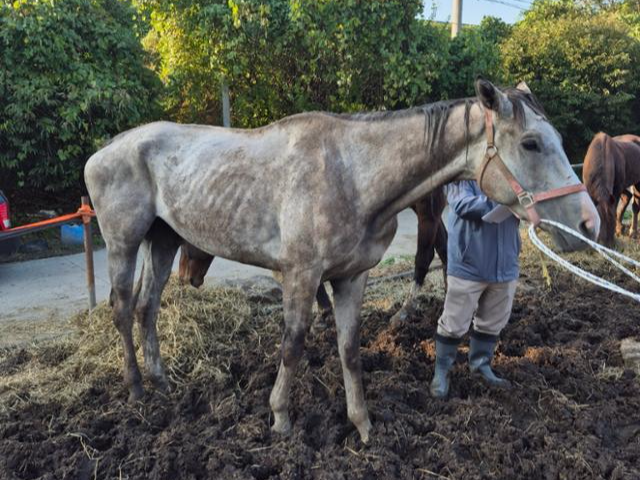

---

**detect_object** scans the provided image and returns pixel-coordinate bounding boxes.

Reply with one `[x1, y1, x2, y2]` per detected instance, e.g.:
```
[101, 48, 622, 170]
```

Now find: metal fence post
[81, 196, 97, 310]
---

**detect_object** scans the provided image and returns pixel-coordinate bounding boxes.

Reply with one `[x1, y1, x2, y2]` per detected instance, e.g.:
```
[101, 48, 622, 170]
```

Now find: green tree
[145, 0, 450, 128]
[437, 17, 511, 100]
[501, 0, 640, 160]
[0, 0, 161, 192]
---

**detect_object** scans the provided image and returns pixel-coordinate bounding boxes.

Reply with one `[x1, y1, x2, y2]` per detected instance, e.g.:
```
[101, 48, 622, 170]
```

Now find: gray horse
[85, 79, 599, 443]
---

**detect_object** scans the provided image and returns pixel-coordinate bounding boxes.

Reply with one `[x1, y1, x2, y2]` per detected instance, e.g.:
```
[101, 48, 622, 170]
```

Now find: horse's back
[613, 134, 640, 156]
[84, 117, 354, 269]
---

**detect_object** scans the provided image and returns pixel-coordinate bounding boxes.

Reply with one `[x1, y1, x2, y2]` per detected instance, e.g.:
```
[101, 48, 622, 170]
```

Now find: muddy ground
[0, 241, 639, 480]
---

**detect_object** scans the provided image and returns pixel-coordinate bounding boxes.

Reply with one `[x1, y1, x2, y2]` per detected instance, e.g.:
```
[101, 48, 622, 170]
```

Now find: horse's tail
[583, 132, 614, 199]
[583, 132, 616, 244]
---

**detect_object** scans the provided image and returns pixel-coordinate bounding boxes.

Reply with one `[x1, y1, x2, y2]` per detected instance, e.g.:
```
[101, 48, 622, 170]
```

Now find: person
[430, 180, 521, 398]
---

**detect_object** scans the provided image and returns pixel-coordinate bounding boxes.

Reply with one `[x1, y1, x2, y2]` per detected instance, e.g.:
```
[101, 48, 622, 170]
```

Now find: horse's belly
[157, 194, 282, 270]
[323, 217, 398, 279]
[169, 211, 281, 269]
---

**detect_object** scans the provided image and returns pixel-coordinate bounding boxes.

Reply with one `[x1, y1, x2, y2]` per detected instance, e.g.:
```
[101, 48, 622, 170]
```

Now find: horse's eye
[521, 138, 539, 152]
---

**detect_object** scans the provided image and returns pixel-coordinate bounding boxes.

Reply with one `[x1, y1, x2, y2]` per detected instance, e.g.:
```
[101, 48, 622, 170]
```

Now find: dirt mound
[0, 239, 639, 479]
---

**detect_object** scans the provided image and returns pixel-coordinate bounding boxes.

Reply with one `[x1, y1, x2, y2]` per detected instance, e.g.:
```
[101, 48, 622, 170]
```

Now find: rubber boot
[430, 334, 462, 398]
[469, 330, 510, 388]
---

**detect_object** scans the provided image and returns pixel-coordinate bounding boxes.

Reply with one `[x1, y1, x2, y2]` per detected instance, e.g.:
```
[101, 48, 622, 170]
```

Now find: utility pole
[451, 0, 462, 38]
[221, 80, 231, 128]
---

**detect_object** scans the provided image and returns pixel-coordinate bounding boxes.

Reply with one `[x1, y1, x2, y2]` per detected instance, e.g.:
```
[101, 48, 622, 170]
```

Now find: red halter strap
[476, 109, 586, 227]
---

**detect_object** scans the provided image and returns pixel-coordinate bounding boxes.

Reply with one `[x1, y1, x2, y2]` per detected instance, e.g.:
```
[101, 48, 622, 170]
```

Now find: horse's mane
[100, 88, 547, 158]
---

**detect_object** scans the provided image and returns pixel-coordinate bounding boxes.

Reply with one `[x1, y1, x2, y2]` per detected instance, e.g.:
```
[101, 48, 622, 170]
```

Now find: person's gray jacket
[445, 180, 521, 283]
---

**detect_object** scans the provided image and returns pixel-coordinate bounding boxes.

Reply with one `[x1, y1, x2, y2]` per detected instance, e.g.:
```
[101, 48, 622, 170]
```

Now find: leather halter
[476, 108, 586, 227]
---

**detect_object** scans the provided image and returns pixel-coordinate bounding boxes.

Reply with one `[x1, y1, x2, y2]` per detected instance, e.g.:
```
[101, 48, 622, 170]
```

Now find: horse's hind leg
[178, 244, 190, 284]
[434, 218, 448, 288]
[108, 244, 145, 402]
[136, 220, 181, 392]
[269, 268, 320, 435]
[89, 169, 156, 402]
[391, 200, 438, 326]
[616, 190, 631, 236]
[331, 271, 371, 443]
[312, 284, 333, 331]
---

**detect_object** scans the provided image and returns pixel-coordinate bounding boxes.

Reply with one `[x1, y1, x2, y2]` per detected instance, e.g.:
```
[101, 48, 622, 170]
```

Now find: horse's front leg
[269, 268, 321, 435]
[630, 187, 640, 238]
[616, 190, 631, 236]
[331, 271, 372, 443]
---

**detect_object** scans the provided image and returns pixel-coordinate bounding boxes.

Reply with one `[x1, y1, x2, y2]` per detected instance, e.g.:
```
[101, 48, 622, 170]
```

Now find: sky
[425, 0, 531, 25]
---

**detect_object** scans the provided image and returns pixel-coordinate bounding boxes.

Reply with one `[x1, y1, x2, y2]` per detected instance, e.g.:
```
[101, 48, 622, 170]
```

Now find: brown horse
[617, 186, 640, 238]
[178, 240, 334, 321]
[390, 189, 447, 325]
[177, 190, 448, 325]
[582, 132, 640, 246]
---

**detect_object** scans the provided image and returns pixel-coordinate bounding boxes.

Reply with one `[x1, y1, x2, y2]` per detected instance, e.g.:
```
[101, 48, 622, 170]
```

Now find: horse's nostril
[579, 220, 596, 240]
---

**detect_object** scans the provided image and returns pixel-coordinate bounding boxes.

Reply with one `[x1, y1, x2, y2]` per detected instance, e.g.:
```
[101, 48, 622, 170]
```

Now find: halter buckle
[485, 144, 498, 159]
[518, 191, 536, 209]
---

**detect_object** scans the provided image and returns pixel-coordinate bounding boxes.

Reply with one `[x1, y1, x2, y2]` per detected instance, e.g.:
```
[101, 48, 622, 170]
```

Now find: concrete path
[0, 210, 421, 328]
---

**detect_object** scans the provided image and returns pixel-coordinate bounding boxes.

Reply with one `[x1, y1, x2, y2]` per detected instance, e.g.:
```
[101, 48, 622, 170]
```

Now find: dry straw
[0, 258, 424, 414]
[1, 236, 634, 415]
[0, 279, 283, 413]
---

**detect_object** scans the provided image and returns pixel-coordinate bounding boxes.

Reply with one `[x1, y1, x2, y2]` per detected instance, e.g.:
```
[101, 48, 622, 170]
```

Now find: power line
[507, 0, 533, 6]
[483, 0, 527, 11]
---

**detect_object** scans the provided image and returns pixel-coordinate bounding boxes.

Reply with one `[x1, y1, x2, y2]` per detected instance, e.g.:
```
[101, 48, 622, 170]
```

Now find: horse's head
[471, 79, 599, 252]
[178, 243, 214, 288]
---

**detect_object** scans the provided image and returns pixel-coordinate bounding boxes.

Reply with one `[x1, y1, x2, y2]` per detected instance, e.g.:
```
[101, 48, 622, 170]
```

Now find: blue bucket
[61, 224, 84, 246]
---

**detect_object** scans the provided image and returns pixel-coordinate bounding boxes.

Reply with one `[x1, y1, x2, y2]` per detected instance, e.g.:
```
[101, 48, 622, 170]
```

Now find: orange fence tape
[0, 205, 96, 241]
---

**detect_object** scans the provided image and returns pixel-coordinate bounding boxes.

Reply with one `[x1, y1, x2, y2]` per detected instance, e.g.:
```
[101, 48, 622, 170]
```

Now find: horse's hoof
[390, 309, 410, 328]
[127, 384, 145, 404]
[271, 424, 292, 437]
[312, 311, 333, 332]
[356, 418, 373, 444]
[151, 376, 172, 394]
[271, 416, 292, 437]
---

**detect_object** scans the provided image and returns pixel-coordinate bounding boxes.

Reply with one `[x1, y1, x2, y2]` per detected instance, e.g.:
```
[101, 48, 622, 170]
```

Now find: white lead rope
[528, 219, 640, 302]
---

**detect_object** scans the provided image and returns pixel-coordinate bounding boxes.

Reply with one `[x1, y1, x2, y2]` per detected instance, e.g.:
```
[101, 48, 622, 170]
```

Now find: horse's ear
[516, 81, 532, 94]
[474, 77, 507, 114]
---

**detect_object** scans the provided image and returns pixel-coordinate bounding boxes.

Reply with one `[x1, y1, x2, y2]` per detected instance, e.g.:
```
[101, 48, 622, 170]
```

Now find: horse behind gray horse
[582, 132, 640, 246]
[85, 79, 599, 443]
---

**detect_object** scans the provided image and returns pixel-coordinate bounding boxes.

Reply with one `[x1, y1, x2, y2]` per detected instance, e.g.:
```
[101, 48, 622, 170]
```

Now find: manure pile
[0, 238, 639, 479]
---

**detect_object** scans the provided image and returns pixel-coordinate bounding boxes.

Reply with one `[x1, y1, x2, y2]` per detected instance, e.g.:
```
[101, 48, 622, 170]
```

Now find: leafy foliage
[0, 0, 161, 191]
[436, 16, 511, 100]
[501, 0, 640, 161]
[3, 0, 640, 198]
[146, 0, 451, 127]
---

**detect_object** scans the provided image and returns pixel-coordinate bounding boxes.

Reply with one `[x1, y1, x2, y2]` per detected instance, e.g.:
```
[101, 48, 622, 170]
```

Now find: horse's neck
[348, 102, 485, 227]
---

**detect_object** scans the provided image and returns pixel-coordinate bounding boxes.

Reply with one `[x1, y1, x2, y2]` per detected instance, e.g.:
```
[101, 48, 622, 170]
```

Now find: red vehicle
[0, 190, 19, 255]
[0, 189, 12, 231]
